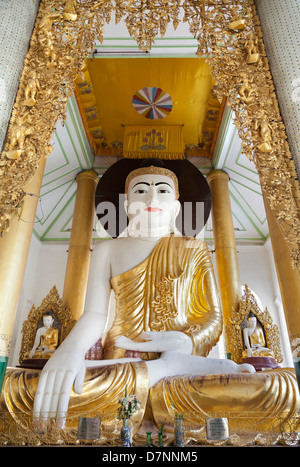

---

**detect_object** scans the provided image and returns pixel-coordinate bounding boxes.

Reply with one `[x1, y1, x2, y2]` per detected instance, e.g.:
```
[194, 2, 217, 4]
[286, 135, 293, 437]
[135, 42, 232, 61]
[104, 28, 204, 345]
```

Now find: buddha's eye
[134, 189, 148, 194]
[158, 188, 170, 193]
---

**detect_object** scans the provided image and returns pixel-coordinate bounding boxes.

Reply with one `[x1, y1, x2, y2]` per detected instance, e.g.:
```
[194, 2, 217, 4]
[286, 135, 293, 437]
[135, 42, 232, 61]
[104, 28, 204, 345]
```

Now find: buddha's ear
[124, 195, 128, 214]
[174, 199, 181, 218]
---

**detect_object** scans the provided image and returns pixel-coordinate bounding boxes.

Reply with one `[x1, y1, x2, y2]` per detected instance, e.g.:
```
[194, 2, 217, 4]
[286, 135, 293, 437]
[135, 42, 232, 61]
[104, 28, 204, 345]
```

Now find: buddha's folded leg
[0, 361, 149, 439]
[150, 368, 300, 436]
[2, 364, 299, 444]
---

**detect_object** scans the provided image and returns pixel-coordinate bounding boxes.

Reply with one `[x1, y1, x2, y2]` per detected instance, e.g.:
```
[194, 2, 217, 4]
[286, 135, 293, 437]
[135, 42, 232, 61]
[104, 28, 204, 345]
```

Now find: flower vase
[158, 431, 164, 447]
[145, 431, 152, 447]
[158, 424, 165, 447]
[174, 414, 184, 446]
[121, 418, 132, 447]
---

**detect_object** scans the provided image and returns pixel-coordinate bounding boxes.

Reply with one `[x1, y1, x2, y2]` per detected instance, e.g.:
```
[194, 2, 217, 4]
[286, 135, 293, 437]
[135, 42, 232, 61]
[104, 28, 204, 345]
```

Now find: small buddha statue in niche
[25, 311, 59, 359]
[242, 313, 274, 358]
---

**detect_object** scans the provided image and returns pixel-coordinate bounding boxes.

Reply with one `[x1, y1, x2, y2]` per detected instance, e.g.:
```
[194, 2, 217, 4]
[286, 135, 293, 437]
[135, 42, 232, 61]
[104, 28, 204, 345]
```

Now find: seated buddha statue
[242, 313, 274, 358]
[24, 311, 59, 360]
[31, 162, 224, 423]
[1, 160, 299, 442]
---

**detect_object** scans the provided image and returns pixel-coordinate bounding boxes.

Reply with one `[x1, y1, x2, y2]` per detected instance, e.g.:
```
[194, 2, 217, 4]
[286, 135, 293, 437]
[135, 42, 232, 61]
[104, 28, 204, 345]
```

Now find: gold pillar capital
[76, 169, 99, 185]
[207, 169, 230, 183]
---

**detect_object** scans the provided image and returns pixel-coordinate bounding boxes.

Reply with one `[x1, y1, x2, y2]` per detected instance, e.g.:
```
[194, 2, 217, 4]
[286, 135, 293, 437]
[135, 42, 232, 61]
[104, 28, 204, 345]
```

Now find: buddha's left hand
[115, 331, 193, 354]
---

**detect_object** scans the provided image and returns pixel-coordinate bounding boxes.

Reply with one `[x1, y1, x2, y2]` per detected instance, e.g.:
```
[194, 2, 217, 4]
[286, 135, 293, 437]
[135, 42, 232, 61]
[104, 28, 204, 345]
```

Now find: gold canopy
[75, 57, 224, 158]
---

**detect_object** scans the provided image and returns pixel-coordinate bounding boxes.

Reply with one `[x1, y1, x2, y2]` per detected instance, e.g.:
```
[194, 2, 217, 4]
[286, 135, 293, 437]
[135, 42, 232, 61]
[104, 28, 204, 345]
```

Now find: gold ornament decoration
[228, 18, 246, 30]
[245, 32, 260, 63]
[64, 0, 78, 21]
[0, 0, 299, 276]
[23, 71, 41, 107]
[0, 0, 112, 237]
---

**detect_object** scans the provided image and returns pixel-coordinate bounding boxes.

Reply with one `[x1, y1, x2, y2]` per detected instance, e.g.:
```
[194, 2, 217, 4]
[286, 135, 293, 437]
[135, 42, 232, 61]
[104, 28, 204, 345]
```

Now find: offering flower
[117, 386, 141, 420]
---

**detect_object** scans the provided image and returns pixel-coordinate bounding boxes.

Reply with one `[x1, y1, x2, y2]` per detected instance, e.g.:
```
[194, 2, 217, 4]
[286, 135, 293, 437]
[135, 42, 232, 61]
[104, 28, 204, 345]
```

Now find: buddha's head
[124, 165, 181, 237]
[96, 157, 211, 238]
[42, 312, 54, 329]
[247, 313, 257, 329]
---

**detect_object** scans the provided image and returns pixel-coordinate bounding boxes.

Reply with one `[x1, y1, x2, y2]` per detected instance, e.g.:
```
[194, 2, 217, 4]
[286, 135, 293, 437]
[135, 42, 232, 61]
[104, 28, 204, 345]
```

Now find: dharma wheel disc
[132, 87, 173, 119]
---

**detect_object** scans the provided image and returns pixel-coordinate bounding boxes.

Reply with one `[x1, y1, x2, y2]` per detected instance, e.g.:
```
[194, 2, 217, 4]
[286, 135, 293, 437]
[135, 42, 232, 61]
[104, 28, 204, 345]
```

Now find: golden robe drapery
[104, 235, 223, 360]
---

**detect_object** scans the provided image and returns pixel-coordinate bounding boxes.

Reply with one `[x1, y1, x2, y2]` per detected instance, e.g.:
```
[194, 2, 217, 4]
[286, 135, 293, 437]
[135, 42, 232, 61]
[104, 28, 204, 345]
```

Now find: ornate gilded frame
[19, 285, 76, 363]
[0, 0, 299, 274]
[226, 284, 283, 364]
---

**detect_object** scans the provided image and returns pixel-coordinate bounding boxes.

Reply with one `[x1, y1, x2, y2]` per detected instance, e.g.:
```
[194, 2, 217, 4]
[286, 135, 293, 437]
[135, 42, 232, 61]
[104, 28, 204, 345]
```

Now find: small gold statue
[254, 114, 273, 153]
[245, 32, 260, 64]
[64, 0, 77, 21]
[239, 72, 256, 104]
[5, 115, 32, 159]
[38, 13, 59, 68]
[24, 71, 40, 107]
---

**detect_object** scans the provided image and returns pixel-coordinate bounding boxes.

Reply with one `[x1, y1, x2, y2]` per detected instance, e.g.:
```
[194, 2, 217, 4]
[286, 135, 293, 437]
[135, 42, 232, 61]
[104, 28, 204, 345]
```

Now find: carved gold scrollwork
[0, 0, 111, 237]
[0, 0, 299, 276]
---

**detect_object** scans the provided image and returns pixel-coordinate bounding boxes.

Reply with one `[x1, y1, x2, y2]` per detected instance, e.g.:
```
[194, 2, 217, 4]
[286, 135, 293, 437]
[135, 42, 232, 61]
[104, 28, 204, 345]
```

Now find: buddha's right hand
[32, 347, 86, 430]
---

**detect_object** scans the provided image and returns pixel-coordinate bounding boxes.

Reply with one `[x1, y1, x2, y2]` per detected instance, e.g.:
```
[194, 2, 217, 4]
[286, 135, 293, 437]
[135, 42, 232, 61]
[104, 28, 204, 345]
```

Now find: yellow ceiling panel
[75, 57, 223, 158]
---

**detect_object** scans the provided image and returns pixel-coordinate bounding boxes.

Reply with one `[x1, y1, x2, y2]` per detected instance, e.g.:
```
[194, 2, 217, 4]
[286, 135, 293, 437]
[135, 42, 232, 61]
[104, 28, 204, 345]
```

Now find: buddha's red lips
[144, 207, 162, 212]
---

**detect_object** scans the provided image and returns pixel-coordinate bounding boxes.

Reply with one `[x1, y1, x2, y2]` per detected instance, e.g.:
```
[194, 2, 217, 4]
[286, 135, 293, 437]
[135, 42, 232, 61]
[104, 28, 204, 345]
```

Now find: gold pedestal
[1, 364, 299, 446]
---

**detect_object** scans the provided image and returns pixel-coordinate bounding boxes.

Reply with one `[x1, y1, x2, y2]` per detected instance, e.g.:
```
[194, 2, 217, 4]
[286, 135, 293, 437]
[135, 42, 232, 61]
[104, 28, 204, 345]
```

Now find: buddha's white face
[125, 173, 180, 237]
[247, 317, 257, 329]
[43, 315, 53, 328]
